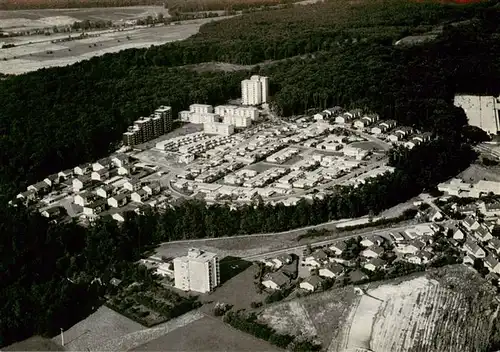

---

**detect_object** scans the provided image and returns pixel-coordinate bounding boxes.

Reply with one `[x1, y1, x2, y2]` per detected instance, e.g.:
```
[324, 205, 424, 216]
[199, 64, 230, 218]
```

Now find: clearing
[131, 315, 282, 352]
[459, 163, 500, 183]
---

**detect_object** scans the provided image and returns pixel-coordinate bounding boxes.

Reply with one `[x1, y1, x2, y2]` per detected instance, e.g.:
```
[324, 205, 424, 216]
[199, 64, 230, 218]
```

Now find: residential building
[485, 254, 500, 274]
[463, 216, 481, 231]
[83, 199, 106, 215]
[143, 181, 161, 196]
[91, 168, 110, 181]
[40, 206, 61, 219]
[329, 242, 346, 255]
[190, 104, 213, 114]
[349, 269, 368, 283]
[488, 238, 500, 255]
[204, 122, 235, 136]
[92, 157, 112, 171]
[454, 95, 500, 135]
[223, 114, 252, 128]
[123, 126, 142, 146]
[124, 178, 142, 192]
[364, 257, 386, 271]
[96, 184, 115, 199]
[474, 225, 493, 242]
[300, 276, 325, 292]
[155, 105, 173, 134]
[73, 175, 92, 192]
[108, 193, 129, 208]
[463, 238, 486, 258]
[27, 181, 51, 194]
[361, 236, 384, 247]
[173, 248, 220, 293]
[58, 169, 73, 180]
[262, 271, 289, 290]
[241, 75, 269, 105]
[131, 189, 149, 203]
[319, 263, 344, 278]
[134, 116, 153, 143]
[361, 245, 384, 258]
[43, 174, 59, 187]
[111, 154, 129, 168]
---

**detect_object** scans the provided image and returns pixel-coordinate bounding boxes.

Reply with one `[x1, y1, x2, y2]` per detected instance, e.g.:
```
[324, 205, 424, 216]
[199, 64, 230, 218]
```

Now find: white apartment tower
[242, 75, 269, 106]
[173, 248, 220, 293]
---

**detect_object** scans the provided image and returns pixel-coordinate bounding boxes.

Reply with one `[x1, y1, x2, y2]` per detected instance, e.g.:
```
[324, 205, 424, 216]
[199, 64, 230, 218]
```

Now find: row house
[108, 193, 130, 208]
[364, 257, 387, 271]
[371, 120, 397, 135]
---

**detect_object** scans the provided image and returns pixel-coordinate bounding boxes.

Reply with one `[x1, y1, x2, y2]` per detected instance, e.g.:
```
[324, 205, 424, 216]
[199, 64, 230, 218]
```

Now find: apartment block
[190, 104, 214, 114]
[204, 122, 235, 136]
[122, 105, 173, 146]
[223, 114, 252, 128]
[241, 75, 269, 106]
[173, 248, 220, 293]
[155, 105, 173, 133]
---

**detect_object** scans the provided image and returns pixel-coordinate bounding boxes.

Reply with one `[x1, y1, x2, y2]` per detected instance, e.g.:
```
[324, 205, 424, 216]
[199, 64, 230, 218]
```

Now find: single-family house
[74, 163, 91, 176]
[83, 199, 106, 215]
[364, 257, 386, 271]
[371, 123, 389, 135]
[485, 254, 500, 274]
[488, 238, 500, 255]
[329, 242, 347, 256]
[278, 254, 293, 265]
[353, 119, 367, 129]
[481, 202, 500, 217]
[319, 263, 344, 278]
[74, 192, 91, 207]
[474, 225, 493, 242]
[349, 269, 369, 283]
[314, 111, 328, 121]
[43, 173, 60, 187]
[428, 208, 444, 222]
[451, 203, 478, 214]
[300, 276, 325, 292]
[131, 189, 149, 203]
[361, 245, 384, 258]
[451, 226, 465, 240]
[335, 113, 354, 124]
[111, 154, 129, 168]
[40, 206, 62, 219]
[463, 216, 481, 231]
[407, 251, 433, 265]
[349, 109, 363, 118]
[463, 238, 486, 258]
[92, 157, 112, 172]
[463, 254, 475, 265]
[108, 193, 129, 208]
[91, 168, 110, 181]
[360, 236, 384, 248]
[118, 166, 130, 175]
[27, 181, 51, 194]
[96, 184, 115, 199]
[396, 239, 426, 255]
[394, 126, 414, 137]
[388, 132, 404, 143]
[123, 178, 142, 192]
[58, 169, 73, 180]
[324, 106, 343, 117]
[16, 190, 37, 203]
[143, 181, 161, 196]
[73, 175, 92, 192]
[262, 272, 290, 290]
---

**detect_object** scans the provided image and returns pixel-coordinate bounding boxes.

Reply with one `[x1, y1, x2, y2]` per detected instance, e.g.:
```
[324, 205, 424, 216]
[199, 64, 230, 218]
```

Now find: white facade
[454, 95, 500, 135]
[204, 122, 234, 136]
[223, 114, 252, 128]
[173, 248, 220, 293]
[189, 104, 213, 114]
[241, 75, 269, 106]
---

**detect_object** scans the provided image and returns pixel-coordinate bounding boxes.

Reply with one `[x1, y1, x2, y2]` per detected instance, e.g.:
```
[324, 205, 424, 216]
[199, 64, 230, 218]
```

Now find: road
[476, 144, 500, 160]
[241, 222, 436, 261]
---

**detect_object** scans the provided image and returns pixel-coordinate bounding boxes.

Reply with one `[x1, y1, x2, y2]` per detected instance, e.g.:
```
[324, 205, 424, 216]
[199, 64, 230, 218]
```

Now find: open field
[0, 6, 166, 29]
[4, 336, 64, 351]
[257, 266, 498, 352]
[0, 16, 228, 74]
[131, 315, 282, 351]
[0, 1, 160, 10]
[459, 163, 500, 183]
[258, 286, 358, 348]
[53, 305, 144, 351]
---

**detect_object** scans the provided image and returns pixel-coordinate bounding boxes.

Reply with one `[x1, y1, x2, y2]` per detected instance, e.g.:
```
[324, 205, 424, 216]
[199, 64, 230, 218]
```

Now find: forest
[1, 0, 500, 348]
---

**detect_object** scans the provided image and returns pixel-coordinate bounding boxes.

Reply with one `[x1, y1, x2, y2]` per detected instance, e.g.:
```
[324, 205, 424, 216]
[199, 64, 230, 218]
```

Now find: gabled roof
[475, 225, 492, 240]
[366, 257, 386, 267]
[313, 249, 329, 260]
[304, 275, 324, 287]
[349, 269, 368, 282]
[112, 192, 129, 201]
[330, 241, 347, 251]
[490, 237, 500, 250]
[463, 215, 478, 227]
[323, 263, 344, 274]
[31, 181, 50, 190]
[464, 238, 483, 254]
[366, 245, 384, 255]
[86, 198, 107, 209]
[265, 271, 289, 287]
[485, 254, 499, 268]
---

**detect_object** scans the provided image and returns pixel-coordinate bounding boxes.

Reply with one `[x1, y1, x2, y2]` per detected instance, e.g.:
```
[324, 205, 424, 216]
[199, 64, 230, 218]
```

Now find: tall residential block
[123, 105, 173, 146]
[173, 248, 220, 293]
[155, 105, 173, 133]
[241, 75, 269, 106]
